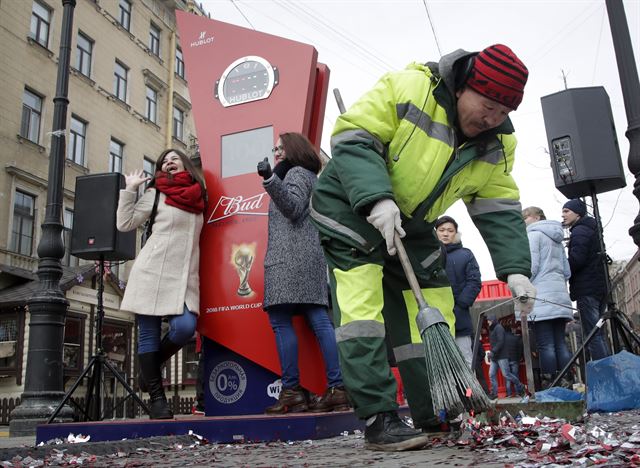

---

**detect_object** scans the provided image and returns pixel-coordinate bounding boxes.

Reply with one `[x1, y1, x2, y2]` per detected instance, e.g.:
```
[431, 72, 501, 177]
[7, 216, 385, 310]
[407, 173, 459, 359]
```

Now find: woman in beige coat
[117, 148, 206, 419]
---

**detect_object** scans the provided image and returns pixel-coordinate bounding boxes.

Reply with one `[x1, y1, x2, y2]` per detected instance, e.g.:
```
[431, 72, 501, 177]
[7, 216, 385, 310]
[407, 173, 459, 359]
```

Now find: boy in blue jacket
[435, 216, 481, 367]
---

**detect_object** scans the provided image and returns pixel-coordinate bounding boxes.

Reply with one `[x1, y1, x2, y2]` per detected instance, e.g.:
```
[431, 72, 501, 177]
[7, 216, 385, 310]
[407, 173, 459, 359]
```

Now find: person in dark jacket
[257, 133, 348, 415]
[503, 326, 523, 397]
[472, 330, 490, 395]
[487, 315, 525, 399]
[561, 199, 610, 360]
[435, 216, 481, 367]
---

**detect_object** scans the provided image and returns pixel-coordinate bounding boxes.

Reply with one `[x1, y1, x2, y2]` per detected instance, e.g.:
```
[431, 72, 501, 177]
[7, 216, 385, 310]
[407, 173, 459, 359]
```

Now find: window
[20, 88, 43, 144]
[143, 157, 155, 193]
[173, 107, 184, 141]
[63, 314, 83, 373]
[67, 115, 87, 165]
[109, 138, 124, 173]
[175, 47, 185, 79]
[0, 314, 20, 372]
[75, 32, 93, 77]
[10, 190, 36, 256]
[30, 0, 51, 48]
[149, 23, 160, 56]
[182, 339, 199, 383]
[113, 60, 128, 101]
[108, 261, 119, 279]
[118, 0, 131, 31]
[143, 157, 155, 180]
[62, 208, 79, 267]
[103, 320, 130, 375]
[145, 86, 157, 123]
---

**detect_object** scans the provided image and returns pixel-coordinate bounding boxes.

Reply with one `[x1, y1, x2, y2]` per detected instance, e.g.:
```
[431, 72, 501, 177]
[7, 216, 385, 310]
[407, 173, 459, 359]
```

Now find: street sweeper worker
[310, 44, 536, 452]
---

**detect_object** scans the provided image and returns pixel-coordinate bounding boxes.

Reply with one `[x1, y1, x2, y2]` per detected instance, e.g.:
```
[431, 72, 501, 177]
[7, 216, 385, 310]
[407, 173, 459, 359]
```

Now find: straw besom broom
[394, 232, 491, 420]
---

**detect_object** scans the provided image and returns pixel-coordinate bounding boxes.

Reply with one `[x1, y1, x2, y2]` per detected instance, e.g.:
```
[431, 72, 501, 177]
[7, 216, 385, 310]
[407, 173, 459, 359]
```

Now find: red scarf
[154, 171, 204, 214]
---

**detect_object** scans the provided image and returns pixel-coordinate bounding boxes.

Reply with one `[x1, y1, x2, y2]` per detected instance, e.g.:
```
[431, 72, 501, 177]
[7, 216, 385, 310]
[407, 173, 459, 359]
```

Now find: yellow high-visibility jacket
[311, 49, 531, 280]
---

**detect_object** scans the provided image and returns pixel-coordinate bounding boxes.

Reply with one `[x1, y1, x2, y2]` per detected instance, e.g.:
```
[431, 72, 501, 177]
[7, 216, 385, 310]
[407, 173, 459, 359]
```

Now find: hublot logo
[190, 30, 214, 48]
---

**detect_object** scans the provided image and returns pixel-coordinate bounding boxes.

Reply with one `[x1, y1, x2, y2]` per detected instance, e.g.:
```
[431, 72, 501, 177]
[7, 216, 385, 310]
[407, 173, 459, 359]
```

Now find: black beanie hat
[563, 199, 586, 217]
[435, 215, 458, 230]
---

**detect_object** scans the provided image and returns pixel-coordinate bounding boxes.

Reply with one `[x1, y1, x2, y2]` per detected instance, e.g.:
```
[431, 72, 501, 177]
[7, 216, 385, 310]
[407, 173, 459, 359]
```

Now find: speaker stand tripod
[48, 257, 149, 422]
[550, 189, 640, 388]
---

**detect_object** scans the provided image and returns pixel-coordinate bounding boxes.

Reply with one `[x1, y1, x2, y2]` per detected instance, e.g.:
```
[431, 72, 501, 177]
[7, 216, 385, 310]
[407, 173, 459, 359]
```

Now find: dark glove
[257, 157, 273, 180]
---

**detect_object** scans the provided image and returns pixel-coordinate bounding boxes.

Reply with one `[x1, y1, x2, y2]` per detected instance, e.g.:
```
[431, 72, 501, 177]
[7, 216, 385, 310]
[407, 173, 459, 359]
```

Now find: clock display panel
[216, 56, 277, 107]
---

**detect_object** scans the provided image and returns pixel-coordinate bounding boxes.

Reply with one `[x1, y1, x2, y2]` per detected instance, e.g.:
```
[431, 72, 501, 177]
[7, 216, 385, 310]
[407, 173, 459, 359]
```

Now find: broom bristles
[421, 321, 491, 419]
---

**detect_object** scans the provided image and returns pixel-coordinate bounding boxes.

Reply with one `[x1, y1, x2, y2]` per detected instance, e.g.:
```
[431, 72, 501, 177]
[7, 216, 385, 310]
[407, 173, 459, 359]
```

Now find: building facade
[611, 251, 640, 328]
[0, 0, 205, 416]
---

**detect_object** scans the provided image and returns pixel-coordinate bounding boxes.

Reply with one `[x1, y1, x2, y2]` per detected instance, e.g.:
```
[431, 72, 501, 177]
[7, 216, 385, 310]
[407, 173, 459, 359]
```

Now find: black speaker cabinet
[540, 87, 626, 199]
[70, 173, 136, 261]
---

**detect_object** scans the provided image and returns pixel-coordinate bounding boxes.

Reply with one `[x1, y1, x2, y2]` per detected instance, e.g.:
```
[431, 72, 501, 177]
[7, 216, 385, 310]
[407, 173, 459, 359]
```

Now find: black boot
[540, 373, 555, 390]
[138, 352, 173, 420]
[159, 336, 182, 363]
[364, 411, 430, 451]
[139, 337, 182, 392]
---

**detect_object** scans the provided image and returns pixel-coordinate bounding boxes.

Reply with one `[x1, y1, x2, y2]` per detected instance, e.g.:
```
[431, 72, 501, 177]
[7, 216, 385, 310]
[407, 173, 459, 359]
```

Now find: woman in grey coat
[522, 206, 573, 387]
[256, 132, 347, 415]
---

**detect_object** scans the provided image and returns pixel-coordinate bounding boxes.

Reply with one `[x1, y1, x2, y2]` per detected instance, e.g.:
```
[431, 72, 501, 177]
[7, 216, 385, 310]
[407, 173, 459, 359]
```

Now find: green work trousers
[321, 225, 455, 428]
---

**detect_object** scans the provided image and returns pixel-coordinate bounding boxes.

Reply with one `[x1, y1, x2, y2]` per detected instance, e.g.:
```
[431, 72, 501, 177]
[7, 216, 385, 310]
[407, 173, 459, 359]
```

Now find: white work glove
[507, 273, 536, 315]
[366, 199, 406, 256]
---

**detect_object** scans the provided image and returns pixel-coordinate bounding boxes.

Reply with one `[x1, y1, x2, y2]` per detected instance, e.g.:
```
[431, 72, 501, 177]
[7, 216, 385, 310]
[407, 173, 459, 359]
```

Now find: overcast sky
[199, 0, 640, 280]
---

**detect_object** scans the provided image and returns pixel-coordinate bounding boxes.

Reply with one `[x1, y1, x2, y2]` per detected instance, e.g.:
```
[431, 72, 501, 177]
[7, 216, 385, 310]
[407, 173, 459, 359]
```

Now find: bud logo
[190, 30, 214, 48]
[208, 193, 268, 223]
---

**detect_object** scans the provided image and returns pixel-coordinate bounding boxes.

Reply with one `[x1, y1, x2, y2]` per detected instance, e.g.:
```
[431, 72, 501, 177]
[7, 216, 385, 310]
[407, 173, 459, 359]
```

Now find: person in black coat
[503, 326, 523, 397]
[435, 216, 482, 368]
[487, 315, 525, 399]
[561, 199, 610, 360]
[472, 330, 490, 394]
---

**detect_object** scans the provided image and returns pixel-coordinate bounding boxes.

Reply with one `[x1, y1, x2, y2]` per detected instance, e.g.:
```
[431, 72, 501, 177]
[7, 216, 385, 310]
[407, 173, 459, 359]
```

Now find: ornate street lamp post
[605, 0, 640, 247]
[10, 0, 77, 436]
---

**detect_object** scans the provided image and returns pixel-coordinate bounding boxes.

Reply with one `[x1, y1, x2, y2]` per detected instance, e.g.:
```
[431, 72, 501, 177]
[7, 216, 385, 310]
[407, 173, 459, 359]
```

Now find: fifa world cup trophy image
[231, 243, 256, 297]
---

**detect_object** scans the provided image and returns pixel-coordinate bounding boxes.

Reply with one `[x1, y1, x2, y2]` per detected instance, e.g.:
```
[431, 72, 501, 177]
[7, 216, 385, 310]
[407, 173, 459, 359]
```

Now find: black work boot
[139, 336, 182, 392]
[138, 352, 173, 420]
[364, 411, 430, 451]
[265, 386, 308, 414]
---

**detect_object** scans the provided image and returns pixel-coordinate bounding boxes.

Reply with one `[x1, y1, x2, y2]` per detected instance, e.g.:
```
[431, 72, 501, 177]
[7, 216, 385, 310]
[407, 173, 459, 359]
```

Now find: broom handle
[394, 232, 429, 310]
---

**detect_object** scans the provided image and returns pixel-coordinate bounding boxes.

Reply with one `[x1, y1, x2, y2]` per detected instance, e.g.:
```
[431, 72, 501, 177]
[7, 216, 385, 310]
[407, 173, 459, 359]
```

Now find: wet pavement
[2, 409, 640, 466]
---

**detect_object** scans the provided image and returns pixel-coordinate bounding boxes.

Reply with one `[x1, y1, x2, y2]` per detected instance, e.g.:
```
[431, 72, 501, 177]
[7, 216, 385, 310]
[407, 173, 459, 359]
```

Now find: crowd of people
[114, 42, 614, 452]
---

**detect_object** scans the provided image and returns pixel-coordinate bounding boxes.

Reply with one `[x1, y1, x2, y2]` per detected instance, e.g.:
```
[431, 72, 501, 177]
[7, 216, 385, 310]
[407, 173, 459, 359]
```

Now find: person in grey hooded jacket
[522, 206, 573, 387]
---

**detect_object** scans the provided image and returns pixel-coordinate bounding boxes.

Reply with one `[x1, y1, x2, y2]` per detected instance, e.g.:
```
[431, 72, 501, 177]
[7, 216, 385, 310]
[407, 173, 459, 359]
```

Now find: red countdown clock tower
[176, 12, 330, 415]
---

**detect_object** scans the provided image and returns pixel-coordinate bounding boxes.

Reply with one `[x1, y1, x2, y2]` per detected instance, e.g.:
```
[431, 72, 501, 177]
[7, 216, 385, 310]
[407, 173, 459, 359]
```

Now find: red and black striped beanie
[466, 44, 528, 110]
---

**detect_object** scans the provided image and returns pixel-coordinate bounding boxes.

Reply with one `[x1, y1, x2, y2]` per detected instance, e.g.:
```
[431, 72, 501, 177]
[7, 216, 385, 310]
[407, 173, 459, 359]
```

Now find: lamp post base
[9, 392, 74, 436]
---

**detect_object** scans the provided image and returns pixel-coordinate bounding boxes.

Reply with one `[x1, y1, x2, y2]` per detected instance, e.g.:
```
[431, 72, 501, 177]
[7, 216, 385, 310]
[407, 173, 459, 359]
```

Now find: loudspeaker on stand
[70, 173, 136, 261]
